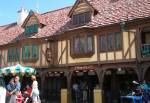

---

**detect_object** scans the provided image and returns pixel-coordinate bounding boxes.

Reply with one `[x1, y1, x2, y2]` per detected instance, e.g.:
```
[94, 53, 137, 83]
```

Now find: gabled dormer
[68, 0, 97, 26]
[22, 10, 44, 37]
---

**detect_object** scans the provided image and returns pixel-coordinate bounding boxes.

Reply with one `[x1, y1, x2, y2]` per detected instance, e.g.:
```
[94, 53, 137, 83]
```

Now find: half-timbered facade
[0, 0, 150, 103]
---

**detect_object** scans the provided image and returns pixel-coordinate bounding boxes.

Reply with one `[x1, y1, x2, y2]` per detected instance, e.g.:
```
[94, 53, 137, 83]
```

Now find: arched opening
[144, 67, 150, 85]
[43, 71, 67, 103]
[103, 68, 138, 103]
[71, 69, 99, 103]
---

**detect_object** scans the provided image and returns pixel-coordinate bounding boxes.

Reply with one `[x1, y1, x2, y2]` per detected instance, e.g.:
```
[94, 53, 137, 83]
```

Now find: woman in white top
[0, 77, 6, 103]
[31, 75, 40, 103]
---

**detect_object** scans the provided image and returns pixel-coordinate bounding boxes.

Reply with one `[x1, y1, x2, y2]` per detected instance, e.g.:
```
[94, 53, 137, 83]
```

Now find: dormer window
[24, 24, 38, 36]
[72, 11, 91, 26]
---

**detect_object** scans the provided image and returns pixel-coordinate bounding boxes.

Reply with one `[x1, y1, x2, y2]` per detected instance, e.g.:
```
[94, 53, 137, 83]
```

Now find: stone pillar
[94, 89, 102, 103]
[95, 69, 105, 103]
[61, 89, 68, 103]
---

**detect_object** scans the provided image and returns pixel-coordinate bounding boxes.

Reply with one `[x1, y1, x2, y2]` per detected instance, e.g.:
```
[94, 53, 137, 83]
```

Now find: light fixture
[118, 68, 122, 71]
[120, 20, 125, 31]
[90, 69, 94, 72]
[60, 71, 63, 74]
[83, 70, 87, 72]
[75, 71, 79, 73]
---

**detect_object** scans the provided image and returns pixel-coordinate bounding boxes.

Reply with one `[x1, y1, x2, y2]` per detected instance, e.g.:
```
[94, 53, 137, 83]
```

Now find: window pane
[73, 15, 78, 25]
[87, 36, 93, 52]
[7, 49, 11, 62]
[115, 32, 122, 50]
[25, 46, 30, 60]
[16, 48, 20, 61]
[22, 46, 25, 60]
[25, 24, 38, 36]
[32, 45, 39, 59]
[11, 49, 15, 61]
[72, 12, 91, 26]
[85, 12, 91, 23]
[79, 37, 86, 53]
[108, 33, 114, 51]
[100, 35, 106, 52]
[79, 13, 85, 25]
[74, 37, 80, 53]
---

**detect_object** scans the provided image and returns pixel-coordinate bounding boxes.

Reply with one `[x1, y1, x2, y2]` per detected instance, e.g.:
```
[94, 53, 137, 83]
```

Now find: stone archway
[102, 67, 139, 103]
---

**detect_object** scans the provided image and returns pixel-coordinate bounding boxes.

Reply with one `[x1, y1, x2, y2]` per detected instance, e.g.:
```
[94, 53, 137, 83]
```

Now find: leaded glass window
[7, 48, 20, 62]
[115, 32, 122, 50]
[72, 12, 91, 26]
[100, 35, 107, 52]
[22, 45, 39, 61]
[87, 35, 93, 52]
[24, 24, 38, 36]
[32, 45, 39, 59]
[108, 33, 114, 51]
[71, 35, 94, 57]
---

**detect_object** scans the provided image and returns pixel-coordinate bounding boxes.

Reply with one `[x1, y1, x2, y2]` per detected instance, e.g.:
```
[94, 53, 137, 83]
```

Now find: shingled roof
[0, 0, 150, 46]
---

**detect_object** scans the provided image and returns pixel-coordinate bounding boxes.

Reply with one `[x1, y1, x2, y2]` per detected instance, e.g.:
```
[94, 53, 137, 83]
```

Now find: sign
[71, 65, 96, 71]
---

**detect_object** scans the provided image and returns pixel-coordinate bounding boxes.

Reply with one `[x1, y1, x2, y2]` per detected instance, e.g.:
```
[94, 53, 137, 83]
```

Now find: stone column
[95, 69, 105, 103]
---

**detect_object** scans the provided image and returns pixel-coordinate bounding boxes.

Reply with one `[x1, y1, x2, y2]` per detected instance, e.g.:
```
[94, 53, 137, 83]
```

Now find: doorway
[71, 70, 98, 103]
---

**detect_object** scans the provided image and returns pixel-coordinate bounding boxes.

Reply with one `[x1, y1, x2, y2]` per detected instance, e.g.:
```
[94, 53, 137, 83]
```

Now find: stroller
[22, 86, 32, 103]
[16, 91, 23, 103]
[22, 92, 32, 103]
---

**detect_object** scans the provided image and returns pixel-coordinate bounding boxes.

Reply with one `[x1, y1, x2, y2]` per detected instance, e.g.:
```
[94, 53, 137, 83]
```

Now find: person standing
[0, 76, 6, 103]
[73, 82, 79, 103]
[14, 76, 21, 91]
[6, 78, 16, 103]
[140, 80, 149, 103]
[30, 75, 40, 103]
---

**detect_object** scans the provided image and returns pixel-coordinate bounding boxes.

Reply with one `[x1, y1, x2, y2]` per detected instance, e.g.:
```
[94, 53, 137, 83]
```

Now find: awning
[0, 64, 36, 76]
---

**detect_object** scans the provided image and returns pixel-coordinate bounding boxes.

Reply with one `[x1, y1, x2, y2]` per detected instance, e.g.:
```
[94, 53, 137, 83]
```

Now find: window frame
[114, 32, 122, 51]
[99, 34, 107, 52]
[72, 11, 91, 26]
[70, 34, 94, 58]
[99, 32, 122, 53]
[107, 33, 114, 51]
[7, 48, 20, 62]
[24, 24, 39, 36]
[22, 44, 39, 62]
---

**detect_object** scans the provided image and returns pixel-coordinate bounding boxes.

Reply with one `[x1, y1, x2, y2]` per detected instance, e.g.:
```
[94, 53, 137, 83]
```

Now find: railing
[141, 44, 150, 57]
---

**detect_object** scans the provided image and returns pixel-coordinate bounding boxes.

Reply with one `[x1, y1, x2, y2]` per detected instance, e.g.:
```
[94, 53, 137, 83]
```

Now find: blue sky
[0, 0, 76, 26]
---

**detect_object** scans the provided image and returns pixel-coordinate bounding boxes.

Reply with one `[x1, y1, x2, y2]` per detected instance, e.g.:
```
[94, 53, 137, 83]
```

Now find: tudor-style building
[0, 0, 150, 103]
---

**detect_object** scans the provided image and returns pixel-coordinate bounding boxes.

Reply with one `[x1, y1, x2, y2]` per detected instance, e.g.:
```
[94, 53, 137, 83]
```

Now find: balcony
[141, 44, 150, 57]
